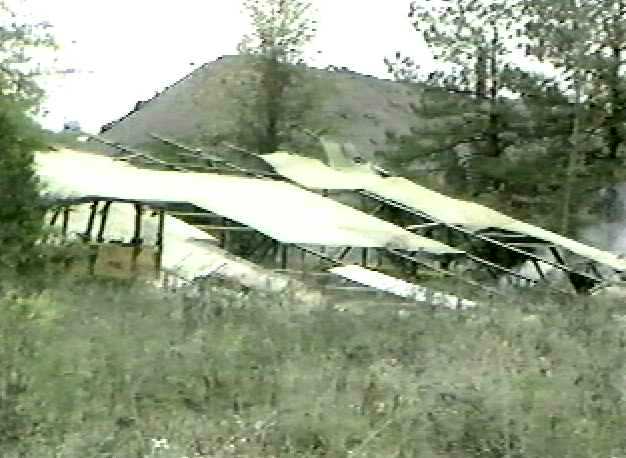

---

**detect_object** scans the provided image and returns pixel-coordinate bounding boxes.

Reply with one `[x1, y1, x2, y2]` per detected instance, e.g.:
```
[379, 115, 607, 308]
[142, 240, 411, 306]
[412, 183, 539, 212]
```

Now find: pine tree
[384, 2, 551, 194]
[524, 0, 626, 232]
[0, 2, 53, 275]
[382, 1, 608, 232]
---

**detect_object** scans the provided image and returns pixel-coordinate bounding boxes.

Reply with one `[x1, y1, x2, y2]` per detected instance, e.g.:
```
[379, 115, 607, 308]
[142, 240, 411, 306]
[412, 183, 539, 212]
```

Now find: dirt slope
[100, 55, 425, 160]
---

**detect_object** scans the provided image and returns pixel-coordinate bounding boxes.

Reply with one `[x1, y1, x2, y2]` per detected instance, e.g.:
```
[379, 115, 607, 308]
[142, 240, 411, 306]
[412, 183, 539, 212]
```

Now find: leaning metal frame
[146, 134, 588, 295]
[57, 136, 499, 298]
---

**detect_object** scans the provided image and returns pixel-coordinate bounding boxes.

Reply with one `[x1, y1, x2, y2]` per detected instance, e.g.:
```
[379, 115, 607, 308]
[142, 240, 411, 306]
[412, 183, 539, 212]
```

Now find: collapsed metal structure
[40, 130, 626, 304]
[38, 139, 482, 308]
[145, 134, 626, 295]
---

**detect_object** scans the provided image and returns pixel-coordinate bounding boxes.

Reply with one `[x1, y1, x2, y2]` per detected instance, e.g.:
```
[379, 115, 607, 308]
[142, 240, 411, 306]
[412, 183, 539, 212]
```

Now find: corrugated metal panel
[35, 149, 461, 255]
[263, 149, 626, 272]
[329, 265, 476, 310]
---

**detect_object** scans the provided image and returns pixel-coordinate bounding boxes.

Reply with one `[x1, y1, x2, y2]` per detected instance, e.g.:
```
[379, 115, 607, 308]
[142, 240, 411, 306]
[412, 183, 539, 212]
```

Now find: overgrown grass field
[1, 275, 626, 457]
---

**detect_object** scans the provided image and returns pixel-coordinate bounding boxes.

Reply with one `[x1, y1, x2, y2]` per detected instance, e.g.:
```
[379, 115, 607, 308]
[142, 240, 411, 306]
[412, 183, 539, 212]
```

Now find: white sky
[25, 0, 433, 133]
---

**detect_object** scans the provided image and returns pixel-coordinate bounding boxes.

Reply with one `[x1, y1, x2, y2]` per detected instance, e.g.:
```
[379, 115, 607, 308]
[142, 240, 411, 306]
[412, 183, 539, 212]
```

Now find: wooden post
[61, 206, 70, 240]
[280, 244, 289, 270]
[155, 209, 165, 278]
[49, 207, 62, 226]
[131, 204, 143, 273]
[131, 203, 143, 245]
[83, 201, 99, 241]
[361, 247, 368, 268]
[96, 201, 112, 243]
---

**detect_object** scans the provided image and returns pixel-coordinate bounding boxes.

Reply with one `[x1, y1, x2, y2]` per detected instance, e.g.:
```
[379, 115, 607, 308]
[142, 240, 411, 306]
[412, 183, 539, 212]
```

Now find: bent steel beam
[360, 190, 603, 293]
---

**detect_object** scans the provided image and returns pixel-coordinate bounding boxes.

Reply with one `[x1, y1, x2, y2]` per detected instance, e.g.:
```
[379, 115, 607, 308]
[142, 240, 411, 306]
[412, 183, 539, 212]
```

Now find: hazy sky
[28, 0, 432, 133]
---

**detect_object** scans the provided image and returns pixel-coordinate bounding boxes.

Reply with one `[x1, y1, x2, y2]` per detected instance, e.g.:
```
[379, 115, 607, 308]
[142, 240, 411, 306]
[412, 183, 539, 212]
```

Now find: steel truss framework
[140, 134, 606, 295]
[45, 140, 495, 304]
[47, 196, 498, 303]
[89, 135, 512, 295]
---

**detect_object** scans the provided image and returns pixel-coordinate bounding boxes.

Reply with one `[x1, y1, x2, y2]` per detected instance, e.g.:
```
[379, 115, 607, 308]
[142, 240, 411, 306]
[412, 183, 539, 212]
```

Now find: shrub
[0, 100, 46, 277]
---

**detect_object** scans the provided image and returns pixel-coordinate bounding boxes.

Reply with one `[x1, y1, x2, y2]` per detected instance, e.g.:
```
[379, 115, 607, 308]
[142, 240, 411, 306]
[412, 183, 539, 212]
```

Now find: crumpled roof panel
[262, 148, 626, 272]
[35, 149, 461, 255]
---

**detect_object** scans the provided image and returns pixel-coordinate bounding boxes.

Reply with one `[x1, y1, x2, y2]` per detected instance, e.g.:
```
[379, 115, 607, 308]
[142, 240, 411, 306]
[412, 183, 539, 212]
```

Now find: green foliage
[3, 276, 626, 457]
[217, 0, 330, 156]
[383, 0, 626, 234]
[0, 99, 46, 275]
[0, 1, 55, 111]
[522, 0, 626, 232]
[385, 1, 556, 201]
[0, 2, 55, 275]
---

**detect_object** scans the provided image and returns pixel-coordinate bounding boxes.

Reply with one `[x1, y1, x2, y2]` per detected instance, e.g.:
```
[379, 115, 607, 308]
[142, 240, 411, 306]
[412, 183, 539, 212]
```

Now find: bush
[0, 99, 46, 277]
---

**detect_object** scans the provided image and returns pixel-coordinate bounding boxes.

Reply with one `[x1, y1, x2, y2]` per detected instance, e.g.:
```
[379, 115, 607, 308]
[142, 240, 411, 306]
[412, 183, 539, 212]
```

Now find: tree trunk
[487, 30, 500, 159]
[606, 14, 623, 161]
[561, 79, 582, 235]
[475, 46, 487, 99]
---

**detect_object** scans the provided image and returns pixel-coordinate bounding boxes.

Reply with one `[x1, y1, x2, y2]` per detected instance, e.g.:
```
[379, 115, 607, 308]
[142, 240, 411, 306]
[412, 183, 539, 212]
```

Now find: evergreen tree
[384, 0, 537, 194]
[382, 0, 603, 232]
[0, 1, 53, 274]
[524, 0, 626, 232]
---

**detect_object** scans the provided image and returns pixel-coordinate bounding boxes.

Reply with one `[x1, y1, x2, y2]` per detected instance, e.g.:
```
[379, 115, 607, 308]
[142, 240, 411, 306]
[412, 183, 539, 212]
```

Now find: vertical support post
[61, 206, 70, 240]
[49, 207, 62, 226]
[83, 201, 99, 241]
[280, 244, 289, 270]
[131, 203, 143, 245]
[361, 247, 368, 268]
[155, 209, 165, 278]
[219, 217, 226, 248]
[96, 201, 112, 243]
[131, 203, 143, 273]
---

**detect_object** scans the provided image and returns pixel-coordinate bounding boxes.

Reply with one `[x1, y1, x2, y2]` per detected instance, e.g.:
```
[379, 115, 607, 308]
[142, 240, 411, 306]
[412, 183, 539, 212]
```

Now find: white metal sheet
[263, 147, 626, 271]
[35, 149, 461, 255]
[329, 265, 476, 309]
